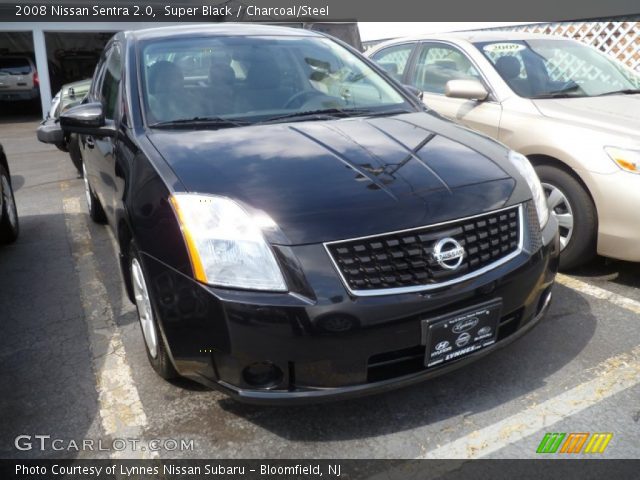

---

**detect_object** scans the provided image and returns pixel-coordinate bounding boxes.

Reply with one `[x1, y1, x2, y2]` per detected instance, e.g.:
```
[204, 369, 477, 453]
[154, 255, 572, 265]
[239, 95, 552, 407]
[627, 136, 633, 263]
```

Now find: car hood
[148, 112, 517, 245]
[533, 94, 640, 138]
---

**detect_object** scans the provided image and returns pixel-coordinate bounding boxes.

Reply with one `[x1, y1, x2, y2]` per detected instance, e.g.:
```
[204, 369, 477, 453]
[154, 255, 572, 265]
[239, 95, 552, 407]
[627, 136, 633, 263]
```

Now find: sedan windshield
[474, 39, 640, 99]
[140, 35, 412, 126]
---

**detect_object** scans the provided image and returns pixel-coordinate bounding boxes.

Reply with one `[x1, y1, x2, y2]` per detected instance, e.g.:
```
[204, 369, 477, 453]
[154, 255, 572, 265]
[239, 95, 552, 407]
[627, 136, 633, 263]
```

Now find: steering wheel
[283, 90, 327, 109]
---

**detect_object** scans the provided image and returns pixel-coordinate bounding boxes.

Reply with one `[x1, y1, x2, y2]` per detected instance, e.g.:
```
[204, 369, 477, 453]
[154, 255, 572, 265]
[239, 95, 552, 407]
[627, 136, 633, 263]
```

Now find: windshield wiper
[594, 89, 640, 97]
[260, 107, 411, 124]
[531, 85, 583, 99]
[149, 116, 249, 129]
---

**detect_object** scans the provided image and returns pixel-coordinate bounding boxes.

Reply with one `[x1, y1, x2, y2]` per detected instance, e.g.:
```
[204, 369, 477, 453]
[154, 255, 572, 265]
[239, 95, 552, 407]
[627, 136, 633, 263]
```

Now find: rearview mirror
[445, 79, 489, 101]
[60, 102, 116, 137]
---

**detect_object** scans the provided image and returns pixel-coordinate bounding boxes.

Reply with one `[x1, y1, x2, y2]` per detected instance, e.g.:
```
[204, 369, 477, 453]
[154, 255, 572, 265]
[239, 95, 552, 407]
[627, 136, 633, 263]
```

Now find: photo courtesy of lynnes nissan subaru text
[44, 24, 559, 403]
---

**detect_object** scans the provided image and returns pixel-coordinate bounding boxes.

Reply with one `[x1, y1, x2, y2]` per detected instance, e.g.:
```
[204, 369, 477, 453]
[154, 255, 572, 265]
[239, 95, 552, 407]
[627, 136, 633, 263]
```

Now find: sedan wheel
[0, 168, 19, 244]
[535, 164, 597, 270]
[542, 182, 574, 250]
[128, 242, 178, 380]
[131, 257, 158, 359]
[1, 174, 18, 231]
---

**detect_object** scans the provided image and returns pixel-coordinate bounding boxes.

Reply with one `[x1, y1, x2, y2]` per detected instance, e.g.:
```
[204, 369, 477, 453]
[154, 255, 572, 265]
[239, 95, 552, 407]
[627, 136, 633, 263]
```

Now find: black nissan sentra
[44, 25, 560, 403]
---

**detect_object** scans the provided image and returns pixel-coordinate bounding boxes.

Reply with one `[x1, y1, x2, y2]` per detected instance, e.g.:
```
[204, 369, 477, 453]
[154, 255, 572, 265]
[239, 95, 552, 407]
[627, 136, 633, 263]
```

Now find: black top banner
[1, 0, 639, 22]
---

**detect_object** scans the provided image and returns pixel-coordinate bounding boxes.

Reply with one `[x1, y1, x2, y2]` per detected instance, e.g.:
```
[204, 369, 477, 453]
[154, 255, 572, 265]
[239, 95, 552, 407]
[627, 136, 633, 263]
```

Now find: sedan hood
[533, 94, 640, 138]
[148, 112, 516, 245]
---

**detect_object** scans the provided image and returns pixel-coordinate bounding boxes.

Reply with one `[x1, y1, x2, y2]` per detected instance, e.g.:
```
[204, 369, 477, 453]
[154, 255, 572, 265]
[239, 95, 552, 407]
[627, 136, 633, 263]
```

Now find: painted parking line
[61, 187, 155, 459]
[416, 345, 640, 459]
[556, 273, 640, 315]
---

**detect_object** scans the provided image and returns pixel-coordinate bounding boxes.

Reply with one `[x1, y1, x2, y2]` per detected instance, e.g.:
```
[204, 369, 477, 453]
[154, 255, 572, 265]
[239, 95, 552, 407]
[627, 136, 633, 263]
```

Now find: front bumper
[141, 215, 559, 404]
[588, 169, 640, 262]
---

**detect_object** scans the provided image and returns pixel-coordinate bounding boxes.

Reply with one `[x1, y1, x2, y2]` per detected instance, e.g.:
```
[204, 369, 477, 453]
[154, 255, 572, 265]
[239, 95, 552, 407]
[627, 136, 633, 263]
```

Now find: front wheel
[0, 165, 19, 244]
[129, 242, 178, 380]
[535, 164, 597, 270]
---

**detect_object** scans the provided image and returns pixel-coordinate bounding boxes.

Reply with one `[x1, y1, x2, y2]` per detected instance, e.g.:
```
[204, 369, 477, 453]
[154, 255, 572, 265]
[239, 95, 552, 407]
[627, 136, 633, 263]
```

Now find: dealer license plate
[422, 300, 502, 368]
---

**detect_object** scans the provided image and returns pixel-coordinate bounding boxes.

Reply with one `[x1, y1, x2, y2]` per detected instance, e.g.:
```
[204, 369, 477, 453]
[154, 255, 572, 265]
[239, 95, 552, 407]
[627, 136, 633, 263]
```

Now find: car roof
[372, 31, 571, 49]
[127, 23, 322, 41]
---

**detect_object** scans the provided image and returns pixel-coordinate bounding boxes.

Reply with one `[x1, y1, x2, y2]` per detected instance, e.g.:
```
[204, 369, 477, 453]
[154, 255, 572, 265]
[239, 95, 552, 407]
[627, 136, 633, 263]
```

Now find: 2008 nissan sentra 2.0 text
[43, 24, 559, 403]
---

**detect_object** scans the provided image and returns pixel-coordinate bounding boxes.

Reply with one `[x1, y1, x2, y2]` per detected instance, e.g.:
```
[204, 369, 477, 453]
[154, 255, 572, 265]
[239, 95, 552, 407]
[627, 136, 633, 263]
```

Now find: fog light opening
[242, 362, 284, 389]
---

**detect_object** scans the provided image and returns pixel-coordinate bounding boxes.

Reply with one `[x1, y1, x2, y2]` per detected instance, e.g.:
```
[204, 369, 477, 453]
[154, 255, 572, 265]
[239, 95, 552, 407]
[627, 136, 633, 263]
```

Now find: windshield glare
[475, 39, 640, 98]
[141, 35, 410, 125]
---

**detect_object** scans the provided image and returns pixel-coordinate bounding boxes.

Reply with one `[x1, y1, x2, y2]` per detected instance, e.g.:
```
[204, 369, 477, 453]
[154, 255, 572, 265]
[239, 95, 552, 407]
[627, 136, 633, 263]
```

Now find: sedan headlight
[604, 147, 640, 174]
[169, 194, 287, 291]
[508, 151, 549, 228]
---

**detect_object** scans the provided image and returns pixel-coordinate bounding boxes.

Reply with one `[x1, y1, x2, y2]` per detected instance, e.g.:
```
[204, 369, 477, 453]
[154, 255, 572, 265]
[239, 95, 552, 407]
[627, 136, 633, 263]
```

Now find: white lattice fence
[490, 19, 640, 71]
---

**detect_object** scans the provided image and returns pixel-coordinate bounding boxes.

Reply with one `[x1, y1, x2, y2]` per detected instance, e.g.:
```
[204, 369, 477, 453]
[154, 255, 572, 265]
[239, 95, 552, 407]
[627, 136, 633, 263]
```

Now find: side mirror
[445, 79, 489, 101]
[403, 84, 424, 100]
[60, 102, 116, 137]
[36, 118, 65, 145]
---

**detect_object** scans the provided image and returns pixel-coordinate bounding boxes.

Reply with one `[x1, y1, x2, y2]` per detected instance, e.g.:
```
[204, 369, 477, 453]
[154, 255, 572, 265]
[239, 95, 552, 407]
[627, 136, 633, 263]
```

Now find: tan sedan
[367, 32, 640, 269]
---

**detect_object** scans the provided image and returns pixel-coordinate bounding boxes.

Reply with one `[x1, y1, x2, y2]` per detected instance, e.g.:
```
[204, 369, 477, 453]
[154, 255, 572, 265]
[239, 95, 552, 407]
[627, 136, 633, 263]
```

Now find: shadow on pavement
[0, 101, 42, 125]
[0, 212, 100, 459]
[568, 256, 640, 290]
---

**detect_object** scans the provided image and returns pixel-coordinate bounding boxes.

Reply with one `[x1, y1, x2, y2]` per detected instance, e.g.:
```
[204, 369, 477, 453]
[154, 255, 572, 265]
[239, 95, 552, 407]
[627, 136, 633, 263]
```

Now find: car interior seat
[494, 55, 531, 97]
[207, 54, 236, 115]
[147, 60, 204, 122]
[236, 56, 292, 112]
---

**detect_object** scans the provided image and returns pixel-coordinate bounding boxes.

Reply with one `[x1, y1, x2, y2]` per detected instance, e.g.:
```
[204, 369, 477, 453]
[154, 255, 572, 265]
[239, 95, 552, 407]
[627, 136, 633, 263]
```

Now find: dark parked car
[0, 144, 19, 244]
[44, 25, 559, 403]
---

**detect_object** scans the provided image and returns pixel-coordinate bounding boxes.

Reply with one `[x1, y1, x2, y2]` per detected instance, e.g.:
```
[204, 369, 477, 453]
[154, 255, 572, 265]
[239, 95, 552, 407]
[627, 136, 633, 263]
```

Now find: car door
[89, 43, 122, 223]
[407, 42, 502, 138]
[80, 51, 108, 205]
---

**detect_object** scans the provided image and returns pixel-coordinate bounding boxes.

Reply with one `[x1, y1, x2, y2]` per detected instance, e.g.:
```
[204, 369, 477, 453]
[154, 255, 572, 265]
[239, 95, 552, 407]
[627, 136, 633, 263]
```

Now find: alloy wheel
[1, 175, 17, 230]
[542, 182, 574, 250]
[131, 258, 159, 359]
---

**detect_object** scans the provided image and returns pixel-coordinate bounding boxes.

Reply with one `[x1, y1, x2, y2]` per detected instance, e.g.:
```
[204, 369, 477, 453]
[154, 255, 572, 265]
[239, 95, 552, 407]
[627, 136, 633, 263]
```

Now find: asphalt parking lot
[1, 115, 639, 460]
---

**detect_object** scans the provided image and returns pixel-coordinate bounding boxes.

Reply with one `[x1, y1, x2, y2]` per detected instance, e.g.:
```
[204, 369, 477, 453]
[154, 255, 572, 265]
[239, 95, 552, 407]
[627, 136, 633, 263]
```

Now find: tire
[82, 161, 107, 223]
[68, 134, 83, 175]
[535, 164, 597, 270]
[0, 165, 19, 244]
[129, 241, 178, 380]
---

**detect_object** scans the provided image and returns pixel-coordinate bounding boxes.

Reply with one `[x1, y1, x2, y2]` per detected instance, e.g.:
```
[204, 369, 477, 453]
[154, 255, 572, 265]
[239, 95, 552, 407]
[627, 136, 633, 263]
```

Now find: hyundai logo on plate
[432, 237, 465, 270]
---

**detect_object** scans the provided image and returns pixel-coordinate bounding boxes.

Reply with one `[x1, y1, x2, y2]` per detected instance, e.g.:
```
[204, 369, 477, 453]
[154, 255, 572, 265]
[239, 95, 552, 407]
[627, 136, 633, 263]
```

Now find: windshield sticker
[483, 43, 526, 54]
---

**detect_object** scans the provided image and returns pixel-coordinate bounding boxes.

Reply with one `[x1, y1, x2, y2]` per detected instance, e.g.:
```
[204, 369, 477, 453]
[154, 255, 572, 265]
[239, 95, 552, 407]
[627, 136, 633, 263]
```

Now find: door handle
[86, 136, 95, 149]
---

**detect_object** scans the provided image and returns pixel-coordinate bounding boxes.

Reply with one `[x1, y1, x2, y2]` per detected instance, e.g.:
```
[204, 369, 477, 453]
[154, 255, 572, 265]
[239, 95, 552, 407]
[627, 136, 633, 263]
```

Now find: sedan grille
[325, 204, 522, 295]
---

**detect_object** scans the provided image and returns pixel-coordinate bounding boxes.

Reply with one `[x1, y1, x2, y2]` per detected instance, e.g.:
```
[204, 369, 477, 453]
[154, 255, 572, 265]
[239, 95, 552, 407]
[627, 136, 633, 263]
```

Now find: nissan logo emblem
[432, 237, 465, 270]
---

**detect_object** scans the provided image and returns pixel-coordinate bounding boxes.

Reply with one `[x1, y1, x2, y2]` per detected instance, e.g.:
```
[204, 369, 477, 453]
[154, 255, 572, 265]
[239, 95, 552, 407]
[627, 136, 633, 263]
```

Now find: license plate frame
[422, 299, 502, 368]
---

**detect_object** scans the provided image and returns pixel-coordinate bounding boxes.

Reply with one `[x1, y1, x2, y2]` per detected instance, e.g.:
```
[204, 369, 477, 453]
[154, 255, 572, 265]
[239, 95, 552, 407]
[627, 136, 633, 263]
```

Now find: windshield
[0, 57, 32, 75]
[475, 39, 640, 98]
[140, 35, 411, 126]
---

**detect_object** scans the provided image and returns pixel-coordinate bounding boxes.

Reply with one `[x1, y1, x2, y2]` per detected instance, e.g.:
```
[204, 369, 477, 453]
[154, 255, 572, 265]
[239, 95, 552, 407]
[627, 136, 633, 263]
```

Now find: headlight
[508, 151, 549, 228]
[169, 194, 287, 292]
[604, 147, 640, 174]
